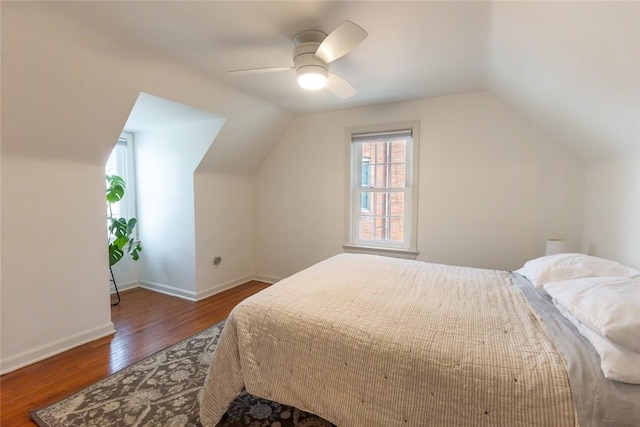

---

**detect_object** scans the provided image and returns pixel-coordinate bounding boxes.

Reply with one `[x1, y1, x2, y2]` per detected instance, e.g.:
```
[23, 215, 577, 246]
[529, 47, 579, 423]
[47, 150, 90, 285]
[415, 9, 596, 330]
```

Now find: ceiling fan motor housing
[293, 30, 329, 88]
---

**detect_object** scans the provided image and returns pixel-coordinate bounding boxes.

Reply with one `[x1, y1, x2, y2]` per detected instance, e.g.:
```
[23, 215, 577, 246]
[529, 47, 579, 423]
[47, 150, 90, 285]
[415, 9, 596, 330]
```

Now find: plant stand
[109, 266, 121, 306]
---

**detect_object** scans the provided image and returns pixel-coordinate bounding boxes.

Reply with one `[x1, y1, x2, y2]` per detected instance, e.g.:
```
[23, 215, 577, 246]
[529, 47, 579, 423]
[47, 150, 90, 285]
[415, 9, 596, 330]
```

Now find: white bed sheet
[200, 254, 575, 426]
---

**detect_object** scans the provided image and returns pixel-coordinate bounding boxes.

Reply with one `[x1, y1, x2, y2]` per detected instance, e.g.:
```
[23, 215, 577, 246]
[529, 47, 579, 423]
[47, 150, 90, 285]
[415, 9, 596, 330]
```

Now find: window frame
[344, 121, 420, 259]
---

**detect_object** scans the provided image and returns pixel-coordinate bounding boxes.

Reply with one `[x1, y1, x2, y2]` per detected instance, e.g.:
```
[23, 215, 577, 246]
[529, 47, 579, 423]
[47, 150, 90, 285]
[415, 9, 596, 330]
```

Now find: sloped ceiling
[489, 2, 639, 163]
[5, 1, 640, 168]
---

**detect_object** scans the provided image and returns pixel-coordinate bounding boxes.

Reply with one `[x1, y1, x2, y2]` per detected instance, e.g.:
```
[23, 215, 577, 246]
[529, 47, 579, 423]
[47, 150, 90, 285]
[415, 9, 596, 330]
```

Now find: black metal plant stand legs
[109, 266, 121, 306]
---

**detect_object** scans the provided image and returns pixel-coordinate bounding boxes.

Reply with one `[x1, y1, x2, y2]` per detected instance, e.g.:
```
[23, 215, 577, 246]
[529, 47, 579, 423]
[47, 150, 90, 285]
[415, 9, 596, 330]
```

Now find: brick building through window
[358, 137, 407, 243]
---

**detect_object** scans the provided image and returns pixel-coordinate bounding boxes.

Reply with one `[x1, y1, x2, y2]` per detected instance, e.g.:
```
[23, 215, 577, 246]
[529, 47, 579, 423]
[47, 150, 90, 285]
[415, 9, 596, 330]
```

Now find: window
[105, 133, 137, 222]
[345, 122, 419, 258]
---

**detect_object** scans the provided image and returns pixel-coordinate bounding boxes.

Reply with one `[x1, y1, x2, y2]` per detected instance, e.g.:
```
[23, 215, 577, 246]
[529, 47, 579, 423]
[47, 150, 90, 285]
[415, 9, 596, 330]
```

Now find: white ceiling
[44, 1, 490, 114]
[44, 1, 639, 163]
[124, 92, 225, 133]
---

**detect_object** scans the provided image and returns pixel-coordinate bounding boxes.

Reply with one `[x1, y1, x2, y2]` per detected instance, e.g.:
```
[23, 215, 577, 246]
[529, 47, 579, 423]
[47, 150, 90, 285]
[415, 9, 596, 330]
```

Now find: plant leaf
[114, 235, 129, 249]
[106, 175, 126, 204]
[127, 218, 137, 234]
[109, 243, 124, 266]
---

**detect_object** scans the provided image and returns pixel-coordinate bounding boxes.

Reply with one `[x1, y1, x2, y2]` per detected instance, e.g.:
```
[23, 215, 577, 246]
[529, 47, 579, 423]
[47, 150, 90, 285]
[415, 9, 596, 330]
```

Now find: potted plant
[106, 174, 142, 304]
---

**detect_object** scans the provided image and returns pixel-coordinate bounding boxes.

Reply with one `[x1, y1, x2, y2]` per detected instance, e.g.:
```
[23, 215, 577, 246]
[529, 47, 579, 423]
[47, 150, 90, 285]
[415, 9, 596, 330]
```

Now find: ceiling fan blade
[229, 66, 293, 75]
[326, 72, 357, 99]
[316, 20, 368, 64]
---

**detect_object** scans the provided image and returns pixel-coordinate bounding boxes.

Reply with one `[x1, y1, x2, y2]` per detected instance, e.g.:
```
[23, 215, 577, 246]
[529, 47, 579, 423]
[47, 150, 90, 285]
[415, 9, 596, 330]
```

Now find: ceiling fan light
[297, 66, 328, 90]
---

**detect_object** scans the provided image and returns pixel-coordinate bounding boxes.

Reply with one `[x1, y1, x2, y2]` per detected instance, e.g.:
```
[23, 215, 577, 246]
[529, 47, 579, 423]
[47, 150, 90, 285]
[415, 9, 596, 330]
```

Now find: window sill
[343, 244, 419, 260]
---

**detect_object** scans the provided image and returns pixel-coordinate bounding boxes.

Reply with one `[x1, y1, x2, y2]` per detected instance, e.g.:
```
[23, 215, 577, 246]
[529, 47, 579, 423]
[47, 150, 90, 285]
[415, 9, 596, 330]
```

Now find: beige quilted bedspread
[200, 254, 575, 426]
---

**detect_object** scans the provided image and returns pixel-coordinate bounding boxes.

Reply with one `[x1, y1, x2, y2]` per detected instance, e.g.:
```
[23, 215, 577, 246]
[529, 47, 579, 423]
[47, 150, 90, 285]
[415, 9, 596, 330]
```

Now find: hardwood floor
[0, 281, 270, 426]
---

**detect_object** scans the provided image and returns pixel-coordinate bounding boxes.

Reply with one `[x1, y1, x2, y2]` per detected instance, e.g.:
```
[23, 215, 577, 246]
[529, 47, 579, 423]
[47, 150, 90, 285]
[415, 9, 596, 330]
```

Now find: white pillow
[516, 253, 639, 289]
[544, 277, 640, 352]
[553, 301, 640, 384]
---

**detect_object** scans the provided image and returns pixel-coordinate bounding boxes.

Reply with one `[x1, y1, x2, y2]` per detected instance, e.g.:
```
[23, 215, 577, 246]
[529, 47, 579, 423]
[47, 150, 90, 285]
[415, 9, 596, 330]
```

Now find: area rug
[31, 320, 335, 427]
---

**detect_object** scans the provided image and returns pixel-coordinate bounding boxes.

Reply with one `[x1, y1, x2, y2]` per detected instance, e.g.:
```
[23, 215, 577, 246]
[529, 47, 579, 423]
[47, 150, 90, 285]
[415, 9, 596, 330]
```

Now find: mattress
[200, 254, 578, 426]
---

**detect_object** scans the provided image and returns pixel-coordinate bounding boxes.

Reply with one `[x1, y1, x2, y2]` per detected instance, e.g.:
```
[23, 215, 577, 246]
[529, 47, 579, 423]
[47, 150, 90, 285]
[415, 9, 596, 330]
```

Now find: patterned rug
[31, 320, 335, 427]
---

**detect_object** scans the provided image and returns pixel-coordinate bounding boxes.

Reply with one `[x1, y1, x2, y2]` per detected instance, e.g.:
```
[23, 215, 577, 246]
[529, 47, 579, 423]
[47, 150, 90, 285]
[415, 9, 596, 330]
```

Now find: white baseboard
[195, 274, 256, 301]
[110, 280, 139, 294]
[138, 280, 197, 301]
[0, 322, 116, 375]
[126, 275, 280, 301]
[252, 274, 282, 284]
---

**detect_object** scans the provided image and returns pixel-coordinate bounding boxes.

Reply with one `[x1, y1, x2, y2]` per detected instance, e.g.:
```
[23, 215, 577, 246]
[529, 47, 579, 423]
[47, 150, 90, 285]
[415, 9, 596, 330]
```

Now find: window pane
[390, 163, 406, 187]
[358, 215, 374, 240]
[359, 139, 406, 189]
[389, 191, 405, 217]
[105, 140, 128, 220]
[360, 192, 371, 211]
[358, 191, 404, 243]
[105, 152, 119, 176]
[387, 216, 405, 243]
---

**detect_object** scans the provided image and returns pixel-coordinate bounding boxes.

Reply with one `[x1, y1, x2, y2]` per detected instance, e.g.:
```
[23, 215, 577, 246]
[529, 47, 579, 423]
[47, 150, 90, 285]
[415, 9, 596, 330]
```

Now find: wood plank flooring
[0, 281, 270, 426]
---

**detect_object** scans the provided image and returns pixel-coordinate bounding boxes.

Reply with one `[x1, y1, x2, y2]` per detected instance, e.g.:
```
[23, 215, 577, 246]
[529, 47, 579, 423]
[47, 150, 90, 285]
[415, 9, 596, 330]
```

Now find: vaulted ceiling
[8, 1, 640, 165]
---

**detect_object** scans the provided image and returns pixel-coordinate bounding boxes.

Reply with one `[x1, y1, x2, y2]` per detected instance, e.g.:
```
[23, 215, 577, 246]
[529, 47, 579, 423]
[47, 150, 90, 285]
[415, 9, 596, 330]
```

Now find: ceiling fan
[229, 21, 368, 99]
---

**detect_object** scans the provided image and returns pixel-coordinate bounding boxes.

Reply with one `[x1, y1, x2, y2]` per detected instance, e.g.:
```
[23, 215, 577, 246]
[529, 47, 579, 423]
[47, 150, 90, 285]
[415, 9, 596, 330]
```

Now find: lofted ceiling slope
[6, 1, 639, 168]
[488, 1, 639, 163]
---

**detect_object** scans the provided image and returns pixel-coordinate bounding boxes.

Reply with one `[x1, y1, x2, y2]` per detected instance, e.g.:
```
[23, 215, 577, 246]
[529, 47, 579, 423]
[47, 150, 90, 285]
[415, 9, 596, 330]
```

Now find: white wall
[1, 2, 291, 372]
[583, 147, 640, 269]
[254, 92, 585, 279]
[135, 120, 224, 298]
[194, 173, 256, 298]
[0, 156, 115, 373]
[110, 257, 140, 292]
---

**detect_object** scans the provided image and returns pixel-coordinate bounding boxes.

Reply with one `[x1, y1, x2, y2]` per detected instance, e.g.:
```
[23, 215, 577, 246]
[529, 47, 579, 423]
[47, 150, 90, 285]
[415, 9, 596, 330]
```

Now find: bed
[200, 253, 640, 426]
